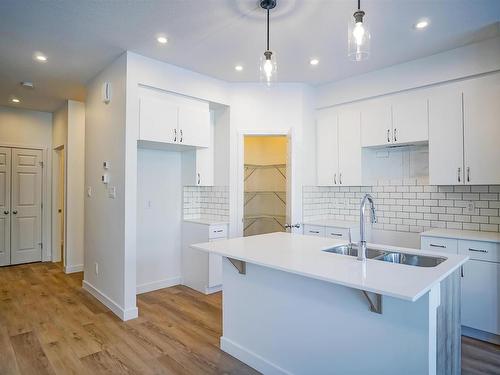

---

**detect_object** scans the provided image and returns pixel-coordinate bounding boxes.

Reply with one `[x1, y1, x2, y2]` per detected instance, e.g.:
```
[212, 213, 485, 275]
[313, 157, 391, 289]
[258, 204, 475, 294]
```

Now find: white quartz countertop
[303, 219, 359, 228]
[421, 228, 500, 243]
[183, 218, 229, 226]
[192, 232, 468, 302]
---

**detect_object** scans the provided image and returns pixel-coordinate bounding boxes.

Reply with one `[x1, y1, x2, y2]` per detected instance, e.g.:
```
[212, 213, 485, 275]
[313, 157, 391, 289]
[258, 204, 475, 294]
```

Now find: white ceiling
[0, 0, 499, 112]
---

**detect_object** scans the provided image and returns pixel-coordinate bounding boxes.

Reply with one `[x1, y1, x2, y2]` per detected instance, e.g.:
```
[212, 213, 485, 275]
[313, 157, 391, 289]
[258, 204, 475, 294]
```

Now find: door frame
[0, 142, 51, 262]
[52, 145, 66, 265]
[236, 128, 297, 237]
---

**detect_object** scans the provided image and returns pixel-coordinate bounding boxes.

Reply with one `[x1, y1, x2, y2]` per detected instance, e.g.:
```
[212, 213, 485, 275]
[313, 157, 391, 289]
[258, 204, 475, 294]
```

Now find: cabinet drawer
[459, 240, 500, 263]
[209, 224, 227, 239]
[421, 236, 458, 254]
[325, 227, 350, 240]
[303, 225, 325, 237]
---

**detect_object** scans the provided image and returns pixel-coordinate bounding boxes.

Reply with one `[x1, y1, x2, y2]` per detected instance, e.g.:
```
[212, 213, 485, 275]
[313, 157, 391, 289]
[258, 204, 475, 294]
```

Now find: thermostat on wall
[102, 81, 111, 104]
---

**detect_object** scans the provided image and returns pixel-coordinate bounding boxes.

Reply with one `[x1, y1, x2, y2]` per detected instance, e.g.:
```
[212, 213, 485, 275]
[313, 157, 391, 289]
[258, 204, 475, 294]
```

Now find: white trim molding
[136, 276, 181, 295]
[83, 280, 138, 321]
[64, 264, 83, 274]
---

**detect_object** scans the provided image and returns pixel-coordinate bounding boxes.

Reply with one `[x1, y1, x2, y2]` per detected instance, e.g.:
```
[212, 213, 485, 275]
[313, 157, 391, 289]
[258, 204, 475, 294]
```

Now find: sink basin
[322, 244, 447, 267]
[377, 252, 446, 267]
[322, 245, 386, 259]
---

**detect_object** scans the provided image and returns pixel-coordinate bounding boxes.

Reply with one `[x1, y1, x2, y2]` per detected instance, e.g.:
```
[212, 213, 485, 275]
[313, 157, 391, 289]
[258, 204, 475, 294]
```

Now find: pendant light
[259, 0, 277, 86]
[348, 0, 370, 61]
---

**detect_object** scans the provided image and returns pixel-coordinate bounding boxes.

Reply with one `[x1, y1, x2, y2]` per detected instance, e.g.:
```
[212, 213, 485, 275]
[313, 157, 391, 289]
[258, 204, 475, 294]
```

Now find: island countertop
[191, 232, 468, 302]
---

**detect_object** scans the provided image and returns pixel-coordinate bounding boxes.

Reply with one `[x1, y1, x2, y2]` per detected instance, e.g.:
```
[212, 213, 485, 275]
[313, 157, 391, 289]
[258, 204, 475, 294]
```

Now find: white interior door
[316, 108, 339, 186]
[463, 74, 500, 185]
[428, 88, 464, 185]
[338, 106, 362, 186]
[11, 148, 42, 265]
[0, 147, 11, 266]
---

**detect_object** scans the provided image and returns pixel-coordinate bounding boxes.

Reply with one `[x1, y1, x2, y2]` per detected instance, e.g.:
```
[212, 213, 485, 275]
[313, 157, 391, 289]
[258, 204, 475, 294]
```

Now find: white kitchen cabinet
[391, 91, 429, 145]
[316, 106, 361, 186]
[139, 97, 178, 144]
[337, 106, 362, 186]
[303, 221, 366, 243]
[360, 97, 392, 147]
[303, 225, 325, 237]
[461, 260, 500, 336]
[178, 106, 210, 148]
[316, 108, 338, 186]
[182, 221, 228, 294]
[463, 74, 500, 185]
[360, 92, 428, 148]
[421, 232, 500, 342]
[428, 88, 464, 185]
[139, 93, 210, 148]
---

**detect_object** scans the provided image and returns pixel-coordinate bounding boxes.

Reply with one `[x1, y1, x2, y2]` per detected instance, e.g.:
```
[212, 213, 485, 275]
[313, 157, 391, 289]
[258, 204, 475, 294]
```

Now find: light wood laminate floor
[0, 262, 499, 374]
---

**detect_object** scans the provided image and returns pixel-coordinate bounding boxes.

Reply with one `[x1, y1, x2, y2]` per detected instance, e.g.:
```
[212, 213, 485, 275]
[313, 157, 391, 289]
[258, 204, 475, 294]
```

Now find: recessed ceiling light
[34, 53, 47, 62]
[310, 58, 319, 66]
[157, 36, 168, 44]
[235, 65, 243, 71]
[11, 98, 20, 103]
[415, 19, 430, 30]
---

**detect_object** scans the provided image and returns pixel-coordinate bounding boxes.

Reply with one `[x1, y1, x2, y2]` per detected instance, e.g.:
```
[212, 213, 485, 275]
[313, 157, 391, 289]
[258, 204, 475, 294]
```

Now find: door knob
[12, 210, 18, 214]
[3, 210, 8, 215]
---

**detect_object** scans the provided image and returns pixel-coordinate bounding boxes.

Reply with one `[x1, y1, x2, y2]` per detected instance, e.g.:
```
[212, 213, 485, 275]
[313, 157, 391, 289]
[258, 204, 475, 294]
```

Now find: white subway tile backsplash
[303, 182, 500, 235]
[183, 186, 229, 221]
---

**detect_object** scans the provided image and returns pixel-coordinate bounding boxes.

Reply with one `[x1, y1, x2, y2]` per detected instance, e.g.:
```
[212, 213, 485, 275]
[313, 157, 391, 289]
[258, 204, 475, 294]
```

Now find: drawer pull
[430, 244, 446, 248]
[329, 233, 343, 237]
[468, 248, 488, 253]
[214, 230, 223, 233]
[309, 230, 320, 234]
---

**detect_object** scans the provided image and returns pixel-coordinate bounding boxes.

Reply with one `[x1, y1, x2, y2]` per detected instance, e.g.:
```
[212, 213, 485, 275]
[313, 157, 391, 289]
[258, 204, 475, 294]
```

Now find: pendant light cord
[266, 8, 270, 51]
[358, 0, 360, 10]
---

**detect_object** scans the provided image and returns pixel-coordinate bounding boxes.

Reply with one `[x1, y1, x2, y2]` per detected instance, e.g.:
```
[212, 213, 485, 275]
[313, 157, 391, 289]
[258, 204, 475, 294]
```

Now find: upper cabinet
[463, 74, 500, 185]
[139, 93, 210, 148]
[428, 87, 464, 185]
[428, 74, 500, 185]
[316, 105, 362, 186]
[360, 92, 429, 147]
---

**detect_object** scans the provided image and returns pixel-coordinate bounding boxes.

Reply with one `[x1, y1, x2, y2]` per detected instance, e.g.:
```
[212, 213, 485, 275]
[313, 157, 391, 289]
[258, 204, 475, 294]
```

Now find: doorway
[243, 135, 288, 236]
[0, 146, 43, 266]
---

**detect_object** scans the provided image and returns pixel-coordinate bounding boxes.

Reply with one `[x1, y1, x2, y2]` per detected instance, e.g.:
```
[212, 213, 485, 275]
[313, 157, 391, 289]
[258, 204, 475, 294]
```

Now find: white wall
[66, 100, 85, 273]
[136, 148, 182, 293]
[317, 36, 500, 108]
[229, 83, 316, 237]
[0, 106, 53, 261]
[83, 53, 137, 320]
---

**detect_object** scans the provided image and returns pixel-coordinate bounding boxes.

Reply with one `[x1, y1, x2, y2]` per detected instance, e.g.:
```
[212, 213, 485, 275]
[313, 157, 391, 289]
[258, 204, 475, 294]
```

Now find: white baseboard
[220, 337, 291, 375]
[82, 280, 138, 321]
[65, 264, 83, 273]
[136, 276, 181, 295]
[205, 284, 222, 294]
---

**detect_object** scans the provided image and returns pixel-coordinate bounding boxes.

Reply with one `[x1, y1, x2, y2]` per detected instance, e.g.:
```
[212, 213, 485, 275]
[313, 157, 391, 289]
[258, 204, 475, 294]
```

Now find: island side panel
[436, 269, 461, 375]
[220, 258, 438, 375]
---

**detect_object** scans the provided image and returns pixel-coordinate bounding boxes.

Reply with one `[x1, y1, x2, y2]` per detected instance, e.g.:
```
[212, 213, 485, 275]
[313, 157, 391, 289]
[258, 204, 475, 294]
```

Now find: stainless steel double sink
[323, 244, 446, 267]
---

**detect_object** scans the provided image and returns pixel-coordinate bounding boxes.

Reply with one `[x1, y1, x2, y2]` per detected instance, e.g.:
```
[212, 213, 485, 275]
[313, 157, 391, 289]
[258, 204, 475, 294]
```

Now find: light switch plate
[87, 186, 93, 197]
[108, 186, 116, 199]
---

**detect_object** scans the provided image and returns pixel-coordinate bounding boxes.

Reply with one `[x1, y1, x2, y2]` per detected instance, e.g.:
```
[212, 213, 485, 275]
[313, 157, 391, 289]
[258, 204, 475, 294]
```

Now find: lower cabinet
[182, 221, 227, 294]
[421, 234, 500, 341]
[303, 223, 366, 243]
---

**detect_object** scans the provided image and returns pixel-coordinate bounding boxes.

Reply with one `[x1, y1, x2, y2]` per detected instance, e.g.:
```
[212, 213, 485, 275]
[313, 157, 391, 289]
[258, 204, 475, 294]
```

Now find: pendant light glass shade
[348, 9, 370, 61]
[260, 50, 277, 86]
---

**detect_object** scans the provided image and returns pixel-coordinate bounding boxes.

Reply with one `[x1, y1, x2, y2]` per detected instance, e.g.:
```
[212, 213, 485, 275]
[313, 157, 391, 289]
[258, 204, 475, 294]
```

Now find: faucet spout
[358, 194, 377, 261]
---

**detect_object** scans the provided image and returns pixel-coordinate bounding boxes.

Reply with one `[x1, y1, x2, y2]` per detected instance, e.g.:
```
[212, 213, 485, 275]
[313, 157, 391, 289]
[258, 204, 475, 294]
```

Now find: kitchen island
[192, 232, 468, 375]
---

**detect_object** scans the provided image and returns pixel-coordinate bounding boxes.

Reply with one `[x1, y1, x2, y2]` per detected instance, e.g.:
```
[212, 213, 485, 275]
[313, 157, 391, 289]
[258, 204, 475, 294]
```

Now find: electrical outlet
[464, 201, 475, 215]
[95, 262, 99, 275]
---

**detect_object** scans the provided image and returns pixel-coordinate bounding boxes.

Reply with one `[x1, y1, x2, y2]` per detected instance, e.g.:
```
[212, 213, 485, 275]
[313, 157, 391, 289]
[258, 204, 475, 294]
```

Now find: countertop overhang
[191, 232, 468, 302]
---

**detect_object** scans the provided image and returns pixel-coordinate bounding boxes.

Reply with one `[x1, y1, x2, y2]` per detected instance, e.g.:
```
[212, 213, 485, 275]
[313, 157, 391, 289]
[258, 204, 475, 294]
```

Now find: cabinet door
[391, 91, 429, 144]
[428, 88, 464, 185]
[139, 97, 178, 143]
[461, 260, 500, 335]
[338, 106, 362, 186]
[195, 147, 214, 186]
[178, 106, 210, 148]
[360, 97, 392, 147]
[463, 75, 500, 184]
[316, 108, 339, 186]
